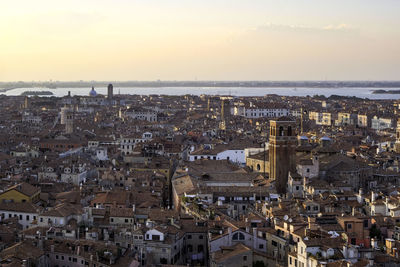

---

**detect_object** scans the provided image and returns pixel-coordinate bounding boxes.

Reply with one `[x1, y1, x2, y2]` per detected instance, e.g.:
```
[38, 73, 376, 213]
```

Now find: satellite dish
[288, 218, 293, 223]
[283, 215, 289, 221]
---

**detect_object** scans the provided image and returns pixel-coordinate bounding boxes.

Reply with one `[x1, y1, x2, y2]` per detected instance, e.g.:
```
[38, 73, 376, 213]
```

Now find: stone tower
[269, 117, 297, 194]
[65, 111, 74, 134]
[107, 84, 113, 99]
[395, 118, 400, 153]
[23, 96, 29, 109]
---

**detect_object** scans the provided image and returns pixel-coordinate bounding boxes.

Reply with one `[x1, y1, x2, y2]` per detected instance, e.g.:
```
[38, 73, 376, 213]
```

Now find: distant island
[20, 91, 54, 96]
[372, 89, 400, 94]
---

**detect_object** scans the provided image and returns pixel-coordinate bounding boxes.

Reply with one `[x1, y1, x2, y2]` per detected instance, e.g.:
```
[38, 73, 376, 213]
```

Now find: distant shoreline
[20, 91, 54, 96]
[2, 81, 400, 92]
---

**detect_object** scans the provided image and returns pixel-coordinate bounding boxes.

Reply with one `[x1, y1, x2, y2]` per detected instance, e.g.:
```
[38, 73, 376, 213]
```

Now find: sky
[0, 0, 399, 81]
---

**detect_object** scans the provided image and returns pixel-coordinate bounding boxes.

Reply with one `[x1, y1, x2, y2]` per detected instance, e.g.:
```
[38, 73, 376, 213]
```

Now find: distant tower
[221, 99, 225, 122]
[23, 96, 29, 109]
[60, 106, 71, 125]
[65, 112, 74, 134]
[207, 98, 211, 111]
[395, 118, 400, 153]
[107, 84, 113, 99]
[269, 117, 297, 194]
[219, 99, 226, 130]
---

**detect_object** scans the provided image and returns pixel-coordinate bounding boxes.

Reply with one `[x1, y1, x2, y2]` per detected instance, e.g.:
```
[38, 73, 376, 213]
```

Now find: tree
[370, 224, 381, 239]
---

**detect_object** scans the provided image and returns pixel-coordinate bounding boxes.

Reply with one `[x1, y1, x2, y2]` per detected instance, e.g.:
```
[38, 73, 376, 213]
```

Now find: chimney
[228, 227, 232, 246]
[253, 228, 257, 249]
[38, 238, 43, 249]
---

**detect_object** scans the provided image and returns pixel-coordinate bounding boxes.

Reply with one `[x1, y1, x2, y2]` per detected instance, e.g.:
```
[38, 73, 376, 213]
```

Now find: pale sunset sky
[0, 0, 399, 81]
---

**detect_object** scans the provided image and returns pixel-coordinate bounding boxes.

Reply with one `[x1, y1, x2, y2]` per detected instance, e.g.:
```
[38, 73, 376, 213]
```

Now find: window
[26, 215, 30, 220]
[347, 223, 352, 229]
[259, 244, 264, 249]
[199, 235, 203, 239]
[111, 218, 114, 222]
[187, 235, 192, 239]
[19, 215, 22, 220]
[198, 245, 204, 252]
[125, 219, 129, 223]
[233, 232, 245, 241]
[243, 255, 247, 261]
[279, 126, 284, 136]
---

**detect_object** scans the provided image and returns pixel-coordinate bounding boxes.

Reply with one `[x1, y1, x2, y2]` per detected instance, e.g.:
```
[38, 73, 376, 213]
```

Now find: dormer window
[232, 232, 245, 241]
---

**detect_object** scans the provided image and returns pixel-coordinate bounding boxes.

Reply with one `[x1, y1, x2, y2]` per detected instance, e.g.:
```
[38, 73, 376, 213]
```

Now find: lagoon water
[2, 86, 400, 99]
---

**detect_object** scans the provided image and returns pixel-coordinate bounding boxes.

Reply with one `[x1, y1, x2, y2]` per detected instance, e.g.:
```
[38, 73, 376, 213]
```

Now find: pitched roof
[212, 243, 251, 263]
[0, 202, 40, 213]
[4, 182, 40, 197]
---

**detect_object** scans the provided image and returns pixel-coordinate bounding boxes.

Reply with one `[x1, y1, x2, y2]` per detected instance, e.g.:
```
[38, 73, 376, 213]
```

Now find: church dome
[89, 87, 97, 96]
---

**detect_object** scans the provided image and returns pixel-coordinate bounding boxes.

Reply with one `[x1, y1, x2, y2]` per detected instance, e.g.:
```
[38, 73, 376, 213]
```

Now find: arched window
[232, 232, 245, 241]
[279, 126, 284, 136]
[257, 164, 261, 171]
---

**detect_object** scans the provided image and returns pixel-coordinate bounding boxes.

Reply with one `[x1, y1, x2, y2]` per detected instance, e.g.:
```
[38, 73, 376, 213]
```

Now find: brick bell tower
[395, 118, 400, 153]
[269, 117, 297, 194]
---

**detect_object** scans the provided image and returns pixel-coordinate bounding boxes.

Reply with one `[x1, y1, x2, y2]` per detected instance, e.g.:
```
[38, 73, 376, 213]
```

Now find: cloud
[255, 23, 358, 34]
